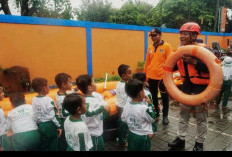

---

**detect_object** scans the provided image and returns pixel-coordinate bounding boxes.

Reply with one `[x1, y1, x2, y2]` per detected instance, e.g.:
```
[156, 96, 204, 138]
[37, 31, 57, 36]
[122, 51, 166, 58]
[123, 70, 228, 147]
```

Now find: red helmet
[180, 22, 201, 35]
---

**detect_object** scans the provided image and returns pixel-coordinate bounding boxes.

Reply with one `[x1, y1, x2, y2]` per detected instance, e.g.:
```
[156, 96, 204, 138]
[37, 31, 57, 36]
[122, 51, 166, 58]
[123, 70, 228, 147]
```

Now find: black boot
[168, 137, 185, 148]
[163, 116, 169, 125]
[193, 142, 203, 151]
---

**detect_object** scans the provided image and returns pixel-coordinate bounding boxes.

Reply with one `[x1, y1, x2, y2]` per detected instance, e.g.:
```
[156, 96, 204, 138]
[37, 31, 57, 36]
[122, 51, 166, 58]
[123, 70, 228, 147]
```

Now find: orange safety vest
[177, 59, 209, 85]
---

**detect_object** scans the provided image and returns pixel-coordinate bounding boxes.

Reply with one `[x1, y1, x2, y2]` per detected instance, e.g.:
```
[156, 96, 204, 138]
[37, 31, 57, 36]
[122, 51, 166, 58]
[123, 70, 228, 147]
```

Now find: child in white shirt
[63, 93, 93, 151]
[115, 64, 132, 147]
[8, 92, 40, 151]
[55, 73, 73, 151]
[121, 79, 156, 151]
[76, 74, 109, 151]
[32, 77, 62, 151]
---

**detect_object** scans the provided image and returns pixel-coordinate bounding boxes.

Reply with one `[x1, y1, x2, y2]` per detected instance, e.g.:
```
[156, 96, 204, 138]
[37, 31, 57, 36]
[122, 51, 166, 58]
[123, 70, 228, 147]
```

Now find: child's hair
[76, 74, 92, 94]
[9, 92, 25, 107]
[0, 82, 2, 87]
[132, 72, 146, 83]
[118, 64, 130, 78]
[63, 93, 84, 115]
[125, 79, 144, 98]
[32, 77, 48, 93]
[55, 73, 72, 88]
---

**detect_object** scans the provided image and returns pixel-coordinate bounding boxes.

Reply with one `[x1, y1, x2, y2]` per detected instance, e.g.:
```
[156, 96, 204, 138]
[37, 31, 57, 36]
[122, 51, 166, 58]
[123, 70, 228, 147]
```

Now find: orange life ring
[163, 45, 223, 106]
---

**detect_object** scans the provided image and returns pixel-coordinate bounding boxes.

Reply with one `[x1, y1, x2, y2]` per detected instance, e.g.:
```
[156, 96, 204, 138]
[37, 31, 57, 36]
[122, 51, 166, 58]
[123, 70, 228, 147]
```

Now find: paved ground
[104, 98, 232, 151]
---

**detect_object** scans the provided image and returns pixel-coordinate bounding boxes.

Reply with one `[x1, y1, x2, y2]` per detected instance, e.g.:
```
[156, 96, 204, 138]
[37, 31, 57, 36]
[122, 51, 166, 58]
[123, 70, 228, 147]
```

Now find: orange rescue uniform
[145, 41, 173, 80]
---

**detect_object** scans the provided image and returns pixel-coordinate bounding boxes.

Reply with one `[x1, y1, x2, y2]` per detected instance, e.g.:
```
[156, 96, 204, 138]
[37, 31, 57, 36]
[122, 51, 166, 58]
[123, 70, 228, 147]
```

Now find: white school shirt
[82, 94, 106, 137]
[7, 104, 38, 134]
[64, 116, 93, 151]
[56, 93, 69, 118]
[222, 56, 232, 81]
[115, 81, 131, 108]
[0, 107, 7, 136]
[121, 101, 155, 136]
[144, 89, 153, 104]
[32, 96, 61, 128]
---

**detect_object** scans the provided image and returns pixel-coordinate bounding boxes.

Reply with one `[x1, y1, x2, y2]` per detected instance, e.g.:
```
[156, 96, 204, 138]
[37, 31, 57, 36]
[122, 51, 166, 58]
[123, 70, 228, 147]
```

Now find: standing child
[32, 77, 62, 151]
[0, 83, 9, 151]
[121, 79, 156, 151]
[55, 73, 72, 151]
[7, 92, 41, 151]
[63, 93, 93, 151]
[115, 64, 132, 147]
[216, 56, 232, 109]
[132, 72, 159, 133]
[76, 74, 109, 151]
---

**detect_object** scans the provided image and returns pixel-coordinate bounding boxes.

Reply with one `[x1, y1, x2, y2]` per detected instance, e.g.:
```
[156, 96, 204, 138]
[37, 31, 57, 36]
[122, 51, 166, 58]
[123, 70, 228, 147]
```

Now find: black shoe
[163, 116, 169, 125]
[193, 142, 203, 151]
[168, 137, 185, 148]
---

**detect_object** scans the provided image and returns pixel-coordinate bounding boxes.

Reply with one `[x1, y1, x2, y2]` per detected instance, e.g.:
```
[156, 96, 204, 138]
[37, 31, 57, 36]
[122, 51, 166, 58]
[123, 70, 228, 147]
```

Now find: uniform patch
[149, 50, 153, 54]
[160, 49, 164, 53]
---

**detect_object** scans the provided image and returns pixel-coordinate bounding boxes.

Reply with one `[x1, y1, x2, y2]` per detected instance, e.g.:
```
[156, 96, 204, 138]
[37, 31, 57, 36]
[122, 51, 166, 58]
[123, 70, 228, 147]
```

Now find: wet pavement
[104, 98, 232, 151]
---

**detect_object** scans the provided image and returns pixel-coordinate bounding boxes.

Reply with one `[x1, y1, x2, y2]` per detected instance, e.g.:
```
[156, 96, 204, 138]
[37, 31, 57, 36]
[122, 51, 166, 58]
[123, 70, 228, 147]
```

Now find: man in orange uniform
[145, 28, 173, 125]
[168, 22, 209, 151]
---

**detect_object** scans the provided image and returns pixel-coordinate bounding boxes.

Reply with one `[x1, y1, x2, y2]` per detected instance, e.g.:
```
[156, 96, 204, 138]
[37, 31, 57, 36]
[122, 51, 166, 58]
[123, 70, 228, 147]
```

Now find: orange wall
[207, 36, 224, 49]
[92, 28, 144, 78]
[0, 22, 232, 86]
[0, 23, 87, 86]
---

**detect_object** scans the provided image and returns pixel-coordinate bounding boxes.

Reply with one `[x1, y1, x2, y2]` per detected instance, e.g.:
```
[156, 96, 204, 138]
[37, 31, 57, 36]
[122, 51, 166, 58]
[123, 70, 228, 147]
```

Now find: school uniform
[115, 81, 131, 145]
[32, 96, 62, 151]
[7, 104, 40, 151]
[0, 107, 9, 151]
[64, 116, 93, 151]
[56, 93, 70, 151]
[82, 94, 106, 151]
[121, 101, 156, 151]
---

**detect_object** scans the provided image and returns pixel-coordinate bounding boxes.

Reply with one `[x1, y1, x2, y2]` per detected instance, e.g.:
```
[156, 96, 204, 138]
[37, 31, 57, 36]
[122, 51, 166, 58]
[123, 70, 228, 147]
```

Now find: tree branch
[0, 0, 12, 15]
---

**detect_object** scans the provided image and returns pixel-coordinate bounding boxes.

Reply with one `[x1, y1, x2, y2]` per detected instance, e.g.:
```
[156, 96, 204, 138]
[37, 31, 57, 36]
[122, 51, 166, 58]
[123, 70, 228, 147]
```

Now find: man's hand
[182, 53, 197, 65]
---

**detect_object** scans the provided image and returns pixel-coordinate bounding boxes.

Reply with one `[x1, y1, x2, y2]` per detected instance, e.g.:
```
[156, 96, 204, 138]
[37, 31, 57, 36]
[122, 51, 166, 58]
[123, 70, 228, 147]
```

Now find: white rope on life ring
[163, 45, 223, 106]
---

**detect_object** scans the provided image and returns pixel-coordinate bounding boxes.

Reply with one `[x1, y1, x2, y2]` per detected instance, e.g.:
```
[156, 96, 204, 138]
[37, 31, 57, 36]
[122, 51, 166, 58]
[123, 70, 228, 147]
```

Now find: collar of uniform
[57, 92, 67, 96]
[69, 116, 82, 122]
[153, 40, 164, 52]
[36, 95, 46, 98]
[153, 40, 164, 47]
[84, 95, 94, 98]
[130, 101, 143, 105]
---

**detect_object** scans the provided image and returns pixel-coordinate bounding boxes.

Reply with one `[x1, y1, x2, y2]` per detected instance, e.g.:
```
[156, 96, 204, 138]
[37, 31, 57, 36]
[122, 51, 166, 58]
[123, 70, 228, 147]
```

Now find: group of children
[0, 64, 159, 151]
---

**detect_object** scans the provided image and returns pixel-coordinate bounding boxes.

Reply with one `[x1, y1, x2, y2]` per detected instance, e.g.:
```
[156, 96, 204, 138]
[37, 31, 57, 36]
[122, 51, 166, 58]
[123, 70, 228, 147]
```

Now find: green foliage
[137, 60, 145, 70]
[74, 0, 113, 22]
[109, 0, 153, 26]
[94, 75, 121, 83]
[0, 65, 7, 71]
[151, 0, 232, 32]
[11, 0, 73, 19]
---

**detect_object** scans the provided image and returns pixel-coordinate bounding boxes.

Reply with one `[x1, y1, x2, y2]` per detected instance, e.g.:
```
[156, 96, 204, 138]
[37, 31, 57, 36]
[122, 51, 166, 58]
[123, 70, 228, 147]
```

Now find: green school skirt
[12, 130, 41, 151]
[127, 131, 151, 151]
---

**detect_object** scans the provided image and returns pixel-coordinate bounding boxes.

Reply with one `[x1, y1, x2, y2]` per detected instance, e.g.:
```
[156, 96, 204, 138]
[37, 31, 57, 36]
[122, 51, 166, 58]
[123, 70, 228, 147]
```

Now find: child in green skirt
[121, 79, 156, 151]
[7, 92, 41, 151]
